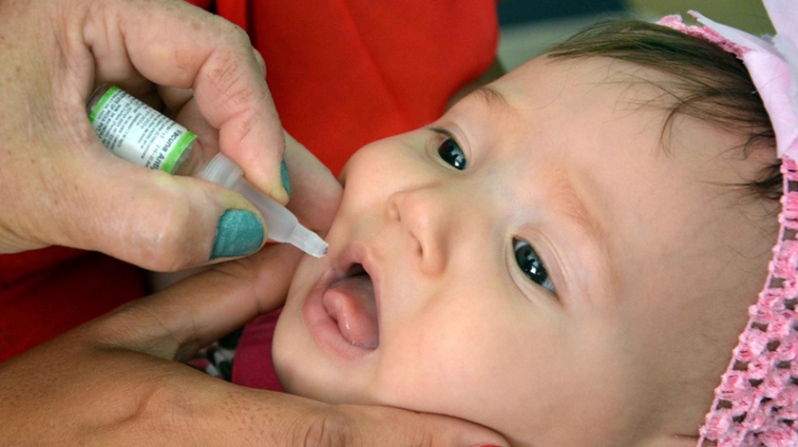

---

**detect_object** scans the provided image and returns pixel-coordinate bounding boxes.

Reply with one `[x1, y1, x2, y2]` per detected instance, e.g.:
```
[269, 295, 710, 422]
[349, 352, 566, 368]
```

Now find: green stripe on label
[162, 131, 197, 174]
[88, 86, 120, 124]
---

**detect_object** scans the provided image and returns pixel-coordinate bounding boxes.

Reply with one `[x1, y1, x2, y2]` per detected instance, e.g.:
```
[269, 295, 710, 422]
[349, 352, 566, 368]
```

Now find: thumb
[91, 243, 301, 361]
[58, 151, 267, 271]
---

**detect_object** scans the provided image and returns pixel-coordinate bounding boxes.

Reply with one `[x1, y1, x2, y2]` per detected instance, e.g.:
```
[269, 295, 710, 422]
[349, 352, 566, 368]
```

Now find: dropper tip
[285, 221, 328, 258]
[297, 231, 328, 258]
[305, 238, 328, 258]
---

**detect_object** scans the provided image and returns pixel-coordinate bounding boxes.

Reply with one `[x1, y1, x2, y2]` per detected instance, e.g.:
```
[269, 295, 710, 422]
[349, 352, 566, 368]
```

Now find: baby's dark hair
[546, 19, 780, 201]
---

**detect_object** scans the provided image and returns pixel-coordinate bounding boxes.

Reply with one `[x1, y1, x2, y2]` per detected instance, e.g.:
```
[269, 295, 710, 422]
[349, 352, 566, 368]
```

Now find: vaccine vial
[86, 85, 328, 258]
[87, 84, 210, 176]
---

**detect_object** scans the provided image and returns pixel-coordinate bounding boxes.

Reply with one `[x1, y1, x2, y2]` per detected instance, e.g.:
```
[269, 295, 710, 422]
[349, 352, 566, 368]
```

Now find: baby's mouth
[322, 263, 379, 349]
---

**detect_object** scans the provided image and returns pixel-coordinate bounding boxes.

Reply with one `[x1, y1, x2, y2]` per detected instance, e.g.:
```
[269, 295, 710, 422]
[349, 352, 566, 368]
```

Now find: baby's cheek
[369, 320, 500, 417]
[270, 315, 298, 388]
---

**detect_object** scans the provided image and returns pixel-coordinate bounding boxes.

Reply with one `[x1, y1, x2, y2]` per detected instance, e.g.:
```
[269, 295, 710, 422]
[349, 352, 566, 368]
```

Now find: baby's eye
[513, 238, 555, 293]
[437, 136, 468, 170]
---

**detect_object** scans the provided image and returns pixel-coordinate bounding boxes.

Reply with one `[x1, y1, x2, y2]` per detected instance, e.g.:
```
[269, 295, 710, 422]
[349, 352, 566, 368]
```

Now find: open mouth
[321, 263, 379, 350]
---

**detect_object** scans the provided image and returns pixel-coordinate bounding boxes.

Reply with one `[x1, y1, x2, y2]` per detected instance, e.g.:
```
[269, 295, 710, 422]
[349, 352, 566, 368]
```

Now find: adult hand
[0, 243, 508, 447]
[0, 0, 338, 270]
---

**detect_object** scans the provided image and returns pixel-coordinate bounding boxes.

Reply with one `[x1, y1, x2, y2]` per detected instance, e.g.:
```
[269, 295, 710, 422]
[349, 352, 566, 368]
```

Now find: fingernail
[211, 210, 264, 260]
[280, 158, 292, 197]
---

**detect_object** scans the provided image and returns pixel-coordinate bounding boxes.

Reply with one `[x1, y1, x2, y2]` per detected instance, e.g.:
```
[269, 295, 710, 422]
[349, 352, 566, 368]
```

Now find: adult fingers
[226, 391, 510, 447]
[0, 0, 291, 267]
[0, 108, 274, 270]
[2, 331, 507, 447]
[83, 0, 288, 203]
[3, 239, 507, 447]
[66, 149, 271, 270]
[0, 243, 300, 446]
[93, 243, 302, 360]
[282, 131, 343, 233]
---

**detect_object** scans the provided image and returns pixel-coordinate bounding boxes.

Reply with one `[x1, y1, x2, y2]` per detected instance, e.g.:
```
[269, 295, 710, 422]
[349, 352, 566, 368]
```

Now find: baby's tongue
[322, 275, 379, 349]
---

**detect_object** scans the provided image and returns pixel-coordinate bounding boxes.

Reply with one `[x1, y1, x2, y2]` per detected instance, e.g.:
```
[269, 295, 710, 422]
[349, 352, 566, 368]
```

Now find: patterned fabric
[188, 328, 242, 381]
[656, 15, 748, 58]
[660, 3, 798, 445]
[698, 159, 798, 446]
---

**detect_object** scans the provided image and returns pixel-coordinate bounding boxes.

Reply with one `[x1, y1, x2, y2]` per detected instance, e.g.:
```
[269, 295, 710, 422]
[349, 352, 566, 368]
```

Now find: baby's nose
[387, 187, 453, 277]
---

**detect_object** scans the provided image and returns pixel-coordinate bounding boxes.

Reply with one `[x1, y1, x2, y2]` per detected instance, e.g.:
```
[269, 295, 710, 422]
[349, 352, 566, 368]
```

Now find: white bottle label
[88, 86, 196, 173]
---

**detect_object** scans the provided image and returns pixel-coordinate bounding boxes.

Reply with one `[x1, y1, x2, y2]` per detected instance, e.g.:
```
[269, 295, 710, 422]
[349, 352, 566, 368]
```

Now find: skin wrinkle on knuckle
[194, 25, 271, 156]
[140, 305, 183, 353]
[216, 86, 267, 161]
[128, 186, 196, 270]
[48, 0, 85, 88]
[231, 112, 260, 155]
[414, 430, 438, 447]
[206, 51, 249, 100]
[203, 24, 260, 104]
[208, 259, 278, 315]
[172, 49, 195, 79]
[76, 1, 121, 77]
[252, 48, 267, 77]
[213, 256, 258, 287]
[293, 408, 353, 447]
[218, 18, 254, 52]
[0, 223, 32, 253]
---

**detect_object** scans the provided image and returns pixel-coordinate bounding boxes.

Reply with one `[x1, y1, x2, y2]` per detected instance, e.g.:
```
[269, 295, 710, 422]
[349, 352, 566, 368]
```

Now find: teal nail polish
[281, 158, 292, 197]
[211, 210, 264, 260]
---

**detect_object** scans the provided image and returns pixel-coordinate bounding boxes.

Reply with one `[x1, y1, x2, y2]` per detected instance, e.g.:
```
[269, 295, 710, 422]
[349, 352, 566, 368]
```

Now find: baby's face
[273, 56, 776, 446]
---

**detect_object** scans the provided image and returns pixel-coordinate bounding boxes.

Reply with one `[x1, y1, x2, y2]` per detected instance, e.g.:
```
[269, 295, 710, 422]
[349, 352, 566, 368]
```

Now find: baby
[235, 13, 793, 447]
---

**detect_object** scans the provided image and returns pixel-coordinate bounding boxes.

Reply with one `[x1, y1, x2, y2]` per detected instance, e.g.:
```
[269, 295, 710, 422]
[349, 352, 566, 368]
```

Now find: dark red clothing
[0, 0, 498, 361]
[232, 311, 283, 390]
[0, 247, 145, 361]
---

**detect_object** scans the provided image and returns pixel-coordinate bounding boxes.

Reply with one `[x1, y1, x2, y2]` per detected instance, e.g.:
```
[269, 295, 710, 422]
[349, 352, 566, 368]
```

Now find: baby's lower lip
[302, 270, 378, 360]
[322, 273, 379, 349]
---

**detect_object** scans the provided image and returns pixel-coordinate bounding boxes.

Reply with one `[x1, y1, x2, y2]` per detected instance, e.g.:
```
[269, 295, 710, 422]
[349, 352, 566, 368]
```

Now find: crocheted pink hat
[660, 2, 798, 446]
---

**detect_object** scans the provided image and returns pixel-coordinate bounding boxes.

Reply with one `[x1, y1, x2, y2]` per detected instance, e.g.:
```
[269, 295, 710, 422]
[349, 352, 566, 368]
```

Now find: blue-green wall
[498, 0, 627, 26]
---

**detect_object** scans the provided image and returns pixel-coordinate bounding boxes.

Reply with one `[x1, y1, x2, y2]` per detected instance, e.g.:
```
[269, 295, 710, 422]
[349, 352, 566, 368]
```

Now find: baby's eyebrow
[468, 85, 511, 112]
[561, 183, 602, 241]
[469, 86, 605, 244]
[549, 170, 607, 261]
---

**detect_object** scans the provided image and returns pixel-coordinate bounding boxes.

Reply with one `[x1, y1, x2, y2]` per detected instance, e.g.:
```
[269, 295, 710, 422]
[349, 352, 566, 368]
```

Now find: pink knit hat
[660, 2, 798, 446]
